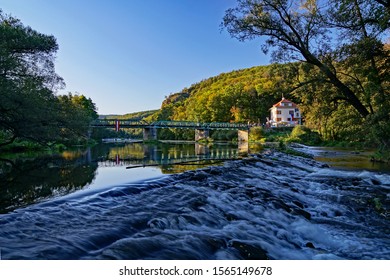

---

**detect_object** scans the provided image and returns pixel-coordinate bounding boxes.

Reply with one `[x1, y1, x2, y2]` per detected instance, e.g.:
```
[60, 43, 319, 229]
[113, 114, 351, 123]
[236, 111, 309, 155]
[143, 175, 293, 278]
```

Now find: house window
[289, 110, 294, 115]
[287, 118, 291, 121]
[277, 110, 282, 114]
[276, 118, 281, 122]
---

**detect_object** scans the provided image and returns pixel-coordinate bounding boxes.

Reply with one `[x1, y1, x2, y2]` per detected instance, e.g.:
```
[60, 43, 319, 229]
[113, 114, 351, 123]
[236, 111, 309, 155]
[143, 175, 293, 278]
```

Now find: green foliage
[278, 140, 286, 150]
[57, 93, 98, 144]
[157, 128, 194, 141]
[249, 126, 264, 142]
[221, 0, 390, 152]
[102, 110, 158, 120]
[371, 149, 390, 163]
[262, 128, 292, 143]
[287, 126, 322, 145]
[0, 11, 98, 150]
[197, 137, 213, 144]
[211, 130, 238, 141]
[150, 65, 285, 125]
[365, 108, 390, 151]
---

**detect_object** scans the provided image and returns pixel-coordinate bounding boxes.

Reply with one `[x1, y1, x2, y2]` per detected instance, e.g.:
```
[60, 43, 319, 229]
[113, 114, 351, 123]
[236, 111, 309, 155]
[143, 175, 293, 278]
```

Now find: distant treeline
[100, 110, 158, 120]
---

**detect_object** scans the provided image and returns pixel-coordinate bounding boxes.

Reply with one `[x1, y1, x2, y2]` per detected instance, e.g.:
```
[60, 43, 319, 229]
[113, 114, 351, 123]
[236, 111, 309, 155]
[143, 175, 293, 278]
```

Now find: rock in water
[230, 241, 269, 260]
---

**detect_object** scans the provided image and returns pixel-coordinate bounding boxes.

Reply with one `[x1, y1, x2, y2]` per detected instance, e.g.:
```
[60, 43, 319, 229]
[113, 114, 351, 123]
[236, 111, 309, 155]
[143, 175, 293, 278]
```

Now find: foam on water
[0, 151, 389, 259]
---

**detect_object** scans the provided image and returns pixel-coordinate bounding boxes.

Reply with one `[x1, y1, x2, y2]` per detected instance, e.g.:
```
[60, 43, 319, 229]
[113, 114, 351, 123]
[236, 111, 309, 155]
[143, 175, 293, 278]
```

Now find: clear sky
[1, 0, 270, 115]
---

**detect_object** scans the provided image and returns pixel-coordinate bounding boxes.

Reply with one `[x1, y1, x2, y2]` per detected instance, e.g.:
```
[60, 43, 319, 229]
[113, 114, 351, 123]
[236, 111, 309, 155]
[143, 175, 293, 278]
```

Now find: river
[0, 142, 389, 259]
[0, 142, 254, 213]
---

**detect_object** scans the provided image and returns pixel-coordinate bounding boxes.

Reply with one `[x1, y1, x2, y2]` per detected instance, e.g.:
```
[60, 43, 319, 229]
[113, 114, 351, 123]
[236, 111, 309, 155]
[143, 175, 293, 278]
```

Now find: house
[268, 97, 302, 127]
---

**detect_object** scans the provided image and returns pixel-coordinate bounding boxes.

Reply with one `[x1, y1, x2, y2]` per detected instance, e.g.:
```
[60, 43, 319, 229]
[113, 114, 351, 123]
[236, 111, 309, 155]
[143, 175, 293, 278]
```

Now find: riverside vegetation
[1, 1, 390, 163]
[1, 2, 389, 261]
[0, 10, 98, 153]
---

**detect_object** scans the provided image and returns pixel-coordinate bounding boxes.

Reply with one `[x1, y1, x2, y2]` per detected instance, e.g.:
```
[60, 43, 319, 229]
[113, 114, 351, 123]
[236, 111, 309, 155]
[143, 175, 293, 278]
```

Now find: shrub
[287, 125, 322, 145]
[249, 126, 264, 142]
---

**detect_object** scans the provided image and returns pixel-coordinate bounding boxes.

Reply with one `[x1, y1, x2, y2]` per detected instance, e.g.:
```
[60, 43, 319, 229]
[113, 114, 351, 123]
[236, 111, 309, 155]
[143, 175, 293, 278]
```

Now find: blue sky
[1, 0, 270, 115]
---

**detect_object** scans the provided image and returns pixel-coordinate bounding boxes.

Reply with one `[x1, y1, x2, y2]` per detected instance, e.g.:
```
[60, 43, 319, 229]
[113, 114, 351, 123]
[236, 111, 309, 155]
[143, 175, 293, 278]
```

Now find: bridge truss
[91, 119, 252, 130]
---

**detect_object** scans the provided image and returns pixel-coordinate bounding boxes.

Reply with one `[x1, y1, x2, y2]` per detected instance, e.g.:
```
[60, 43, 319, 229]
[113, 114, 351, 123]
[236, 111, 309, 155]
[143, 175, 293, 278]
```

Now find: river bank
[289, 144, 390, 173]
[0, 147, 389, 260]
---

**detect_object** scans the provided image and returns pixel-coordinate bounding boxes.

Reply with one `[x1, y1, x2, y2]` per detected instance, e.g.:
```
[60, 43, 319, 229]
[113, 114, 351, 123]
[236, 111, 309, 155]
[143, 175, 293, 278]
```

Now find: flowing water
[0, 143, 389, 260]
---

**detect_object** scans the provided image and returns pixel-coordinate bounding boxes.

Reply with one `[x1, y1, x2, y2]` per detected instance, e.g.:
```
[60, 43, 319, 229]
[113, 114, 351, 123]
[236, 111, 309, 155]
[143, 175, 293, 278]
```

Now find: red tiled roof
[272, 98, 298, 108]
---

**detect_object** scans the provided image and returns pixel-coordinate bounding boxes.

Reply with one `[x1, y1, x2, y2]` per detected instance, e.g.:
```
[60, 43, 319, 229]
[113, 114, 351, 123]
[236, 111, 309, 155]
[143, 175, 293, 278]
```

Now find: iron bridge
[91, 119, 252, 130]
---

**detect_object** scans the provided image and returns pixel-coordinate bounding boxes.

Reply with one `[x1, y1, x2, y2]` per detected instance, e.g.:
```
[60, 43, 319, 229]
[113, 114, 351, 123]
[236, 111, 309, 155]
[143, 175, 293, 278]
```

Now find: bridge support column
[143, 145, 158, 161]
[238, 129, 249, 155]
[238, 129, 249, 142]
[195, 129, 209, 141]
[143, 127, 157, 141]
[195, 143, 210, 155]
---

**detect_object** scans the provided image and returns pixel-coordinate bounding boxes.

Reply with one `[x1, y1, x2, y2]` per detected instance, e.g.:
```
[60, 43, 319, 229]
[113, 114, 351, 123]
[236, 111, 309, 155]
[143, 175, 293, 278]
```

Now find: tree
[0, 11, 99, 148]
[57, 93, 98, 143]
[222, 0, 389, 118]
[328, 0, 389, 106]
[0, 10, 65, 146]
[372, 0, 390, 25]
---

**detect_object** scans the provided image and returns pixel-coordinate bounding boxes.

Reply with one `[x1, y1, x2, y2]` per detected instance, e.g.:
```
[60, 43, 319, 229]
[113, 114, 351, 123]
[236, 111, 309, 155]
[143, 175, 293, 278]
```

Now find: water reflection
[101, 142, 255, 171]
[0, 142, 257, 213]
[0, 149, 97, 213]
[298, 146, 390, 173]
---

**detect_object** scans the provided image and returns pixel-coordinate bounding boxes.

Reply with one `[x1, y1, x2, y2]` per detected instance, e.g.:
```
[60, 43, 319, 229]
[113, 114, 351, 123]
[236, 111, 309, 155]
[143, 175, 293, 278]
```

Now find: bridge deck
[92, 119, 251, 130]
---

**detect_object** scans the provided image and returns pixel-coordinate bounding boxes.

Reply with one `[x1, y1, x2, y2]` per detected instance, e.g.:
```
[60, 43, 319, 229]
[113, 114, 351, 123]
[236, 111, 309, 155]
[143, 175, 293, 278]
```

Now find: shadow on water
[0, 149, 98, 213]
[0, 141, 259, 213]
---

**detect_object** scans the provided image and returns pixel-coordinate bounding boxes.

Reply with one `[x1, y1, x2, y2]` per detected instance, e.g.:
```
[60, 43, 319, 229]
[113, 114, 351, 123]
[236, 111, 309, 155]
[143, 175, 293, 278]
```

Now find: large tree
[0, 10, 65, 146]
[0, 11, 99, 148]
[222, 0, 389, 118]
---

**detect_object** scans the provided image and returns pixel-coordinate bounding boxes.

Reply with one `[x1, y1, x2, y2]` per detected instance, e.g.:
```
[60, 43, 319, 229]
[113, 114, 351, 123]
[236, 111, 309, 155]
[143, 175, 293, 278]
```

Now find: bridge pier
[143, 127, 157, 141]
[238, 141, 249, 155]
[238, 129, 249, 155]
[238, 129, 249, 142]
[143, 145, 158, 161]
[195, 129, 209, 141]
[195, 143, 210, 155]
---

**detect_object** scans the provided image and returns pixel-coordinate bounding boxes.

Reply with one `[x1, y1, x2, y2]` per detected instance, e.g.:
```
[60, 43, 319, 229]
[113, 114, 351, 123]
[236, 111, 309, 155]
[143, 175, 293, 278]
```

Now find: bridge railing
[145, 120, 252, 129]
[92, 119, 149, 127]
[92, 119, 252, 130]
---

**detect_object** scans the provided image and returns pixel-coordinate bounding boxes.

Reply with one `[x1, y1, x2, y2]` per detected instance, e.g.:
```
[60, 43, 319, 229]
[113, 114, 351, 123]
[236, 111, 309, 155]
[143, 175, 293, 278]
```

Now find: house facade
[268, 97, 302, 127]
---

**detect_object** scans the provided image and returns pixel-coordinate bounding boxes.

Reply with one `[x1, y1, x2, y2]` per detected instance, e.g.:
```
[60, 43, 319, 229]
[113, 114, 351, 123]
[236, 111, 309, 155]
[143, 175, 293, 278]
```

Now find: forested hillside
[148, 65, 289, 125]
[101, 110, 158, 120]
[149, 44, 389, 149]
[221, 0, 390, 153]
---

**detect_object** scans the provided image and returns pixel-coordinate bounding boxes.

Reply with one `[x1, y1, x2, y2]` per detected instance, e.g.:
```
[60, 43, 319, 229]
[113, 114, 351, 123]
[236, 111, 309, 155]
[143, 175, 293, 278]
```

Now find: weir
[3, 147, 389, 260]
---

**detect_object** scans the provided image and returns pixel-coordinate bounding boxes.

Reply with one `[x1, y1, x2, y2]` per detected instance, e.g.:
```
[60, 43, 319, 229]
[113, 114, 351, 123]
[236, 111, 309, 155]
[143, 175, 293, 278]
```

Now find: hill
[99, 65, 291, 125]
[100, 109, 158, 120]
[148, 64, 291, 124]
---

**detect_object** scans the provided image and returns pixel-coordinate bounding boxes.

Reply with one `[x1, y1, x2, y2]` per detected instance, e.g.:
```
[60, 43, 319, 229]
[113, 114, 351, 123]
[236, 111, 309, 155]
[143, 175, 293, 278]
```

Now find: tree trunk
[302, 50, 370, 118]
